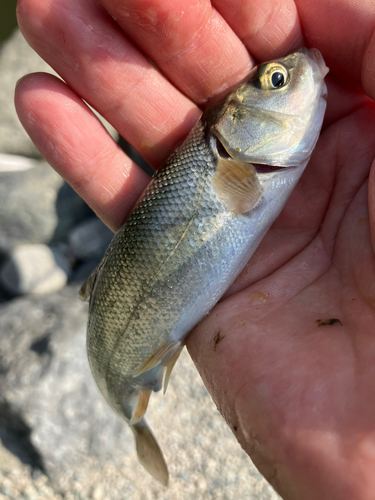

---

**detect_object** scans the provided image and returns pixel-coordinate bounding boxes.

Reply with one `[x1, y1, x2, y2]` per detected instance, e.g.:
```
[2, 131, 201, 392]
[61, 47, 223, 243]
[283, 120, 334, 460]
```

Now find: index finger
[212, 0, 303, 61]
[294, 0, 375, 100]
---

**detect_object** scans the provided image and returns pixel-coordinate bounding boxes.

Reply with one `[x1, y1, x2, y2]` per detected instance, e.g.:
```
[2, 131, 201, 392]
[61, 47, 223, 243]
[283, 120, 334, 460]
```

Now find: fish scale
[87, 124, 218, 391]
[81, 48, 329, 485]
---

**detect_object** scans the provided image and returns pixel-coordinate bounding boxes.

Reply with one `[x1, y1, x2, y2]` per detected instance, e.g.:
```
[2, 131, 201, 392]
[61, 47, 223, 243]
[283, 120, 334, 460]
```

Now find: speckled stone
[0, 160, 92, 253]
[0, 285, 279, 499]
[0, 244, 72, 295]
[68, 218, 113, 260]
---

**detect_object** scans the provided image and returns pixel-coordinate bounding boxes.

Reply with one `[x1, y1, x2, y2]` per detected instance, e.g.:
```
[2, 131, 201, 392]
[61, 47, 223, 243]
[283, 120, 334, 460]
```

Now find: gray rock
[0, 29, 118, 157]
[50, 181, 94, 246]
[70, 258, 102, 284]
[0, 160, 92, 252]
[0, 30, 43, 157]
[68, 218, 113, 260]
[0, 286, 278, 499]
[0, 153, 37, 173]
[0, 286, 13, 305]
[0, 285, 119, 490]
[0, 244, 72, 295]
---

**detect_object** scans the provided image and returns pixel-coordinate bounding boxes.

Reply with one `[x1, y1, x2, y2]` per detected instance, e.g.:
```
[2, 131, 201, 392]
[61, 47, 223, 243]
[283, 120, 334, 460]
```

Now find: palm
[189, 102, 375, 496]
[15, 0, 375, 497]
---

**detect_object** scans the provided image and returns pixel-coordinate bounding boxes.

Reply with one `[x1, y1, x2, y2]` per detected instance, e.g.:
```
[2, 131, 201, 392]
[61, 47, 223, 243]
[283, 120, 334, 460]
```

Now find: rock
[0, 30, 43, 157]
[0, 29, 119, 253]
[0, 153, 37, 173]
[68, 218, 113, 260]
[0, 29, 118, 157]
[70, 258, 102, 284]
[0, 286, 13, 305]
[0, 285, 111, 491]
[0, 160, 92, 253]
[0, 244, 72, 296]
[50, 182, 94, 246]
[0, 286, 278, 499]
[0, 445, 62, 500]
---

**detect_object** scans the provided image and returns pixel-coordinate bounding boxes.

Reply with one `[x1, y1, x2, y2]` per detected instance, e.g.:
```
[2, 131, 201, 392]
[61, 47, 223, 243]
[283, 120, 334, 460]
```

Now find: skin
[14, 0, 375, 498]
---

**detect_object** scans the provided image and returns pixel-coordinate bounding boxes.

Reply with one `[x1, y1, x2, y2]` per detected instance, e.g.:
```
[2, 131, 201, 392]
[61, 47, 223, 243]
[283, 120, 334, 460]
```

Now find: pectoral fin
[132, 419, 169, 486]
[211, 158, 264, 214]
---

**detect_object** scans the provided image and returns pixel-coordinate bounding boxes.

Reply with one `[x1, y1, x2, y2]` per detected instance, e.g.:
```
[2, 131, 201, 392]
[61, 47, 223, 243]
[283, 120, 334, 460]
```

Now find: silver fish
[80, 48, 328, 485]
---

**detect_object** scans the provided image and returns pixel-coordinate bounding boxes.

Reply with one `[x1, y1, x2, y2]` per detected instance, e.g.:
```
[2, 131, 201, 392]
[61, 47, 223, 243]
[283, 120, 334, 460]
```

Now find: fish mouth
[305, 48, 329, 80]
[251, 164, 294, 173]
[214, 136, 293, 174]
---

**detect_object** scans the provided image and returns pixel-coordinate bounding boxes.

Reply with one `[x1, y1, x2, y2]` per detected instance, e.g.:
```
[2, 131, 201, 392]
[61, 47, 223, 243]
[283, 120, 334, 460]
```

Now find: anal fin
[132, 419, 169, 486]
[129, 389, 152, 425]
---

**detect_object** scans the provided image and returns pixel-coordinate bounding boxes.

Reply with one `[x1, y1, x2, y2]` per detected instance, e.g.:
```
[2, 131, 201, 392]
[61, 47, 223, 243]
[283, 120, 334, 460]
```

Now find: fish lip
[300, 47, 329, 81]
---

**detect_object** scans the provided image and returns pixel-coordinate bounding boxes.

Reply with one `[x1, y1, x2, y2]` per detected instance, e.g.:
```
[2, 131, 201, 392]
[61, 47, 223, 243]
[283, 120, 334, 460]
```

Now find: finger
[323, 75, 371, 128]
[15, 73, 149, 231]
[99, 0, 253, 104]
[369, 161, 375, 251]
[212, 0, 303, 61]
[16, 0, 200, 168]
[294, 0, 375, 101]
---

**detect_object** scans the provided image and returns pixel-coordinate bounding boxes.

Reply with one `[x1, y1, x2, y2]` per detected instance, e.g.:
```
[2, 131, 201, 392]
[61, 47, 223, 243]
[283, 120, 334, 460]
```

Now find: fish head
[205, 48, 328, 168]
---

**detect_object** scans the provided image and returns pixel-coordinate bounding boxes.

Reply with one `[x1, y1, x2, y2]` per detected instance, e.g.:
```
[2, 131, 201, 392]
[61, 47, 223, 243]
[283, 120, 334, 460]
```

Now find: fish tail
[131, 418, 169, 486]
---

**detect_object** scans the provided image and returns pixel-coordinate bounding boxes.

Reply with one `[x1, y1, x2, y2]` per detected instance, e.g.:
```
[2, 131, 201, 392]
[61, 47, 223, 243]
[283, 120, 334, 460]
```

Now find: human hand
[15, 0, 375, 498]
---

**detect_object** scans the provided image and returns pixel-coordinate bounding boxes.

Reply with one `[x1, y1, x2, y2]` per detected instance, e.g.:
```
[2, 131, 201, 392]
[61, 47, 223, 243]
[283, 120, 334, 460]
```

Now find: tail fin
[131, 419, 169, 486]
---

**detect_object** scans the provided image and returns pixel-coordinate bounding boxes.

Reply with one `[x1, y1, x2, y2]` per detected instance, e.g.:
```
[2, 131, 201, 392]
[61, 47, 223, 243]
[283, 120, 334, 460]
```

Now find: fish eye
[258, 62, 289, 90]
[271, 71, 285, 88]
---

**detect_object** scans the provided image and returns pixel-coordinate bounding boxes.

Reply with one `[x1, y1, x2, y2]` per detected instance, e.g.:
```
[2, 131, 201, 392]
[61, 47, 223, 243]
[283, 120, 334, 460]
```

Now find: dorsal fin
[78, 266, 99, 302]
[211, 158, 264, 214]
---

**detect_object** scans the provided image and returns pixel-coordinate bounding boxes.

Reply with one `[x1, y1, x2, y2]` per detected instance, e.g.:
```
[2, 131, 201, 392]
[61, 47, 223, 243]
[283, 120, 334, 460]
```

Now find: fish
[80, 48, 329, 485]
